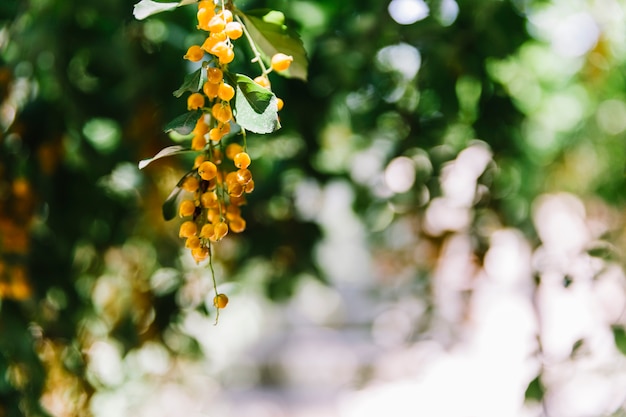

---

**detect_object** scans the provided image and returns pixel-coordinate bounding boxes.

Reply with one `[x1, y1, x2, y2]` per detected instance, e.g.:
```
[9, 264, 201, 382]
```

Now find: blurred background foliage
[2, 0, 626, 416]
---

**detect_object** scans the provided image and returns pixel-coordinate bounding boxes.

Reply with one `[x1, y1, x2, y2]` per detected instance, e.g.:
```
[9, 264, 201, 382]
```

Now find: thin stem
[208, 241, 221, 324]
[235, 14, 270, 77]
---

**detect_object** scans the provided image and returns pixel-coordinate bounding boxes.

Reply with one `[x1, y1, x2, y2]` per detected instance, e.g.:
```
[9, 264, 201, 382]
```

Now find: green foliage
[164, 110, 203, 135]
[133, 0, 196, 20]
[173, 67, 206, 98]
[238, 9, 309, 80]
[233, 73, 280, 133]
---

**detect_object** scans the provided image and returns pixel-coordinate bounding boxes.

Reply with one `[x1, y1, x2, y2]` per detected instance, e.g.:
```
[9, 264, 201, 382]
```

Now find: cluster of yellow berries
[174, 1, 294, 312]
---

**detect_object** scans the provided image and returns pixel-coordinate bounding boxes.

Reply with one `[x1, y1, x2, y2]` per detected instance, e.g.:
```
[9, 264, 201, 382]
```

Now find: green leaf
[164, 111, 203, 135]
[162, 171, 194, 221]
[133, 0, 196, 20]
[613, 325, 626, 356]
[173, 68, 206, 98]
[162, 186, 183, 221]
[524, 375, 544, 402]
[237, 9, 308, 81]
[233, 73, 280, 134]
[138, 145, 194, 170]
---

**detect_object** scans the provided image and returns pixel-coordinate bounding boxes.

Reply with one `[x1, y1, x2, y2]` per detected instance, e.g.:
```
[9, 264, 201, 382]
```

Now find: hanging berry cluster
[135, 0, 307, 317]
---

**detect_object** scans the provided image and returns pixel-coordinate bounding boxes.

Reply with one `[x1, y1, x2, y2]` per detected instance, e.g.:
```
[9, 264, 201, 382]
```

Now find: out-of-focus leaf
[162, 170, 196, 220]
[236, 9, 308, 81]
[612, 325, 626, 356]
[234, 73, 280, 134]
[587, 241, 620, 262]
[138, 145, 194, 170]
[524, 375, 544, 402]
[173, 67, 206, 98]
[133, 0, 195, 20]
[164, 111, 202, 135]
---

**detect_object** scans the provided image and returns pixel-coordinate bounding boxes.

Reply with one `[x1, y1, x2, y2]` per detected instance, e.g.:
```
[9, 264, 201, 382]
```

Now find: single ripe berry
[200, 223, 215, 239]
[271, 53, 293, 72]
[200, 191, 218, 208]
[277, 97, 284, 111]
[206, 208, 220, 223]
[236, 168, 252, 185]
[208, 15, 226, 32]
[213, 293, 229, 309]
[225, 21, 243, 39]
[192, 246, 209, 262]
[198, 161, 217, 181]
[197, 6, 215, 31]
[218, 48, 235, 65]
[179, 221, 198, 238]
[228, 182, 244, 198]
[213, 221, 229, 241]
[254, 76, 270, 89]
[226, 143, 244, 160]
[191, 134, 206, 151]
[193, 154, 205, 169]
[179, 199, 196, 217]
[212, 103, 233, 123]
[203, 81, 219, 99]
[209, 123, 230, 142]
[228, 216, 246, 233]
[184, 45, 204, 62]
[181, 176, 200, 193]
[217, 9, 233, 23]
[185, 236, 201, 249]
[244, 179, 255, 193]
[187, 93, 205, 110]
[233, 152, 251, 169]
[207, 67, 223, 84]
[218, 82, 235, 101]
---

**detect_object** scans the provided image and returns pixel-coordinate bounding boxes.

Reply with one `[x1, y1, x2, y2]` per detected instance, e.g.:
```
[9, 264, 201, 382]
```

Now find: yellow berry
[187, 93, 205, 110]
[186, 236, 201, 249]
[213, 293, 229, 309]
[236, 168, 252, 185]
[206, 208, 221, 223]
[200, 223, 215, 239]
[184, 45, 204, 62]
[225, 143, 244, 160]
[233, 152, 251, 169]
[207, 67, 223, 84]
[179, 199, 196, 217]
[212, 221, 229, 241]
[276, 97, 284, 111]
[191, 134, 207, 150]
[218, 47, 235, 64]
[181, 176, 200, 193]
[198, 160, 217, 181]
[254, 76, 270, 89]
[203, 81, 219, 99]
[271, 53, 293, 72]
[191, 246, 209, 262]
[228, 182, 244, 197]
[208, 15, 226, 32]
[226, 204, 241, 219]
[229, 216, 246, 233]
[197, 1, 214, 11]
[225, 21, 243, 39]
[197, 6, 215, 31]
[217, 9, 233, 23]
[179, 221, 198, 238]
[193, 154, 206, 169]
[244, 179, 255, 193]
[218, 82, 235, 101]
[200, 191, 218, 208]
[212, 103, 233, 123]
[229, 194, 247, 206]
